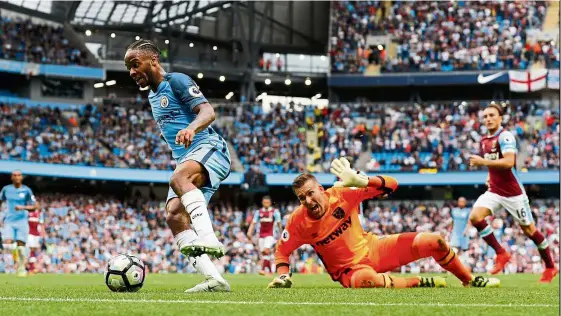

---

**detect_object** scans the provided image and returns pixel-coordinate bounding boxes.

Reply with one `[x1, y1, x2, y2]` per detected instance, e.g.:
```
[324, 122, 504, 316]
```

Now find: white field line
[0, 296, 558, 308]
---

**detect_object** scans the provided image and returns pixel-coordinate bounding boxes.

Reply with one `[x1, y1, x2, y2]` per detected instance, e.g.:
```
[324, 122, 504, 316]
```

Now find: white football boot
[185, 277, 231, 293]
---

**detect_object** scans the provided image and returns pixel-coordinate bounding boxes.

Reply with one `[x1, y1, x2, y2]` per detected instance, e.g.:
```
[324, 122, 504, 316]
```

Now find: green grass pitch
[0, 273, 558, 316]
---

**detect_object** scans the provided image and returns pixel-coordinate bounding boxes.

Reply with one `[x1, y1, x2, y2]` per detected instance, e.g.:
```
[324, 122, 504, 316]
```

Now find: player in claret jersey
[27, 208, 43, 274]
[268, 158, 499, 289]
[247, 196, 283, 275]
[469, 102, 558, 283]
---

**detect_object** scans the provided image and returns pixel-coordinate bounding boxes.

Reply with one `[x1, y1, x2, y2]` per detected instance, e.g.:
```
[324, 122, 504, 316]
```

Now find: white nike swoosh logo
[477, 72, 505, 84]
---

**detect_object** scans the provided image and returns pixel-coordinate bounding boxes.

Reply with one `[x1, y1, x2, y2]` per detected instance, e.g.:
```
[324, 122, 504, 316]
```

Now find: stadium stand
[331, 0, 559, 73]
[0, 16, 88, 66]
[0, 103, 117, 167]
[0, 195, 557, 274]
[2, 99, 558, 173]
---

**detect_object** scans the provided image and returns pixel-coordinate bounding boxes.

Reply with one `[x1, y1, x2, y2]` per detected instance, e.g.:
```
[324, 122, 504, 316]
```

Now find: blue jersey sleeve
[274, 210, 281, 222]
[252, 210, 260, 224]
[0, 186, 5, 201]
[498, 131, 517, 154]
[26, 187, 36, 204]
[168, 73, 209, 112]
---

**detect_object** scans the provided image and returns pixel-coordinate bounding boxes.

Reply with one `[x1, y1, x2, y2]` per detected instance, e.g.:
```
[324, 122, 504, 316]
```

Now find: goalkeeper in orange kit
[268, 158, 500, 289]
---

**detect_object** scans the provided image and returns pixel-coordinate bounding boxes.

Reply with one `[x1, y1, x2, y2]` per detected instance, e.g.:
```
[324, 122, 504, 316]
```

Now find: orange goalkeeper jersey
[275, 186, 385, 281]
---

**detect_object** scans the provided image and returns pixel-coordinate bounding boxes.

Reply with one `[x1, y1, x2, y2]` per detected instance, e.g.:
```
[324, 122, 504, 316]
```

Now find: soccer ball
[104, 254, 146, 292]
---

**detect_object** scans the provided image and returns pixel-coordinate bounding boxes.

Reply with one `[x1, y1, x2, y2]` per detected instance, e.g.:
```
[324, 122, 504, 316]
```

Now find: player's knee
[417, 232, 449, 253]
[350, 269, 389, 288]
[520, 223, 536, 236]
[170, 170, 206, 193]
[469, 207, 488, 223]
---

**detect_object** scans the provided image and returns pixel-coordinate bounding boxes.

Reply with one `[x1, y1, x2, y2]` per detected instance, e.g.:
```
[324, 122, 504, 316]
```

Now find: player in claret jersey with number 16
[469, 102, 558, 283]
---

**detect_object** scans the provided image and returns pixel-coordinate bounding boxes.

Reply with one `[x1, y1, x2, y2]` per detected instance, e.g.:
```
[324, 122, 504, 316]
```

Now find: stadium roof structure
[0, 0, 327, 54]
[1, 0, 234, 28]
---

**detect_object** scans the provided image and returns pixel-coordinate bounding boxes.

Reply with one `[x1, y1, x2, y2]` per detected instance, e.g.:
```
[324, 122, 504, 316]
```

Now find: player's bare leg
[166, 198, 230, 292]
[519, 223, 558, 283]
[170, 160, 224, 258]
[469, 207, 511, 274]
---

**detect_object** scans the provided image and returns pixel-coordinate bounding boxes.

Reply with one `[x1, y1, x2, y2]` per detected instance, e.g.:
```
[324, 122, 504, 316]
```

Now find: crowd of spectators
[0, 103, 117, 167]
[364, 100, 560, 172]
[1, 99, 558, 173]
[0, 194, 557, 276]
[330, 1, 559, 73]
[0, 16, 89, 66]
[232, 103, 307, 173]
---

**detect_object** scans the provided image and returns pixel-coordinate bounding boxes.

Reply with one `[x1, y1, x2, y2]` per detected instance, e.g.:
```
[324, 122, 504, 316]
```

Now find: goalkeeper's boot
[539, 266, 559, 284]
[464, 275, 500, 288]
[180, 236, 226, 259]
[490, 252, 511, 275]
[416, 276, 448, 288]
[185, 277, 231, 293]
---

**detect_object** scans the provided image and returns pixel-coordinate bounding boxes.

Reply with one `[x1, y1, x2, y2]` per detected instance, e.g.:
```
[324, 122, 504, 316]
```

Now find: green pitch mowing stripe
[0, 273, 557, 316]
[0, 296, 558, 308]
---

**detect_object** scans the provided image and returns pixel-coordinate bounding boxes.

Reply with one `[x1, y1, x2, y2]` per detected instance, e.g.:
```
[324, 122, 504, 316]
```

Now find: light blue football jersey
[451, 207, 470, 236]
[148, 72, 223, 161]
[0, 184, 35, 222]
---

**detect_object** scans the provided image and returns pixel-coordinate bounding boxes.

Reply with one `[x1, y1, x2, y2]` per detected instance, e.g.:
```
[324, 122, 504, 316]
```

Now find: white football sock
[191, 254, 225, 282]
[175, 229, 198, 250]
[17, 246, 26, 271]
[175, 229, 224, 282]
[180, 189, 218, 241]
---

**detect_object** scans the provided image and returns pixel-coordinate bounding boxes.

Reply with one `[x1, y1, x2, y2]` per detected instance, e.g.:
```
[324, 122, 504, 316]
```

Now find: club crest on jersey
[491, 140, 497, 152]
[19, 192, 25, 198]
[189, 86, 203, 97]
[281, 229, 290, 241]
[160, 96, 169, 108]
[332, 207, 345, 219]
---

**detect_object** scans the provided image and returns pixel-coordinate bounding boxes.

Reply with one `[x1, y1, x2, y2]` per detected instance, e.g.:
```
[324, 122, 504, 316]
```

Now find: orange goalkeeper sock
[413, 233, 472, 284]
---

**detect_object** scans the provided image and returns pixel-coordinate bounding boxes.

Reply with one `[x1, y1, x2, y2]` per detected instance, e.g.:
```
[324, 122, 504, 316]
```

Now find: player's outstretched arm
[330, 157, 398, 197]
[268, 219, 303, 289]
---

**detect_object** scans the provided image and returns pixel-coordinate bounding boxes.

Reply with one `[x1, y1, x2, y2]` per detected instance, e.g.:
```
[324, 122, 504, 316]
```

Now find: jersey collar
[153, 74, 170, 94]
[487, 126, 503, 138]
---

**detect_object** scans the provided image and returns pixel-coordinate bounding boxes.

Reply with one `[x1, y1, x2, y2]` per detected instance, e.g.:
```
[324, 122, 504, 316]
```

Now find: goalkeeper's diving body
[268, 158, 500, 289]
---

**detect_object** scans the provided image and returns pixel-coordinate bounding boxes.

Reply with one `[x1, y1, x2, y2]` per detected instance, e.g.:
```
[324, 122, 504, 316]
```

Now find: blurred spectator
[0, 16, 88, 66]
[331, 1, 559, 73]
[1, 99, 558, 173]
[0, 195, 557, 275]
[232, 103, 307, 173]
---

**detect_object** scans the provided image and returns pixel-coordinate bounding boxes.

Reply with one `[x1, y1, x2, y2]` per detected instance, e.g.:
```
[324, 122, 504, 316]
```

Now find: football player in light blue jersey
[450, 197, 471, 255]
[125, 40, 230, 292]
[1, 170, 39, 277]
